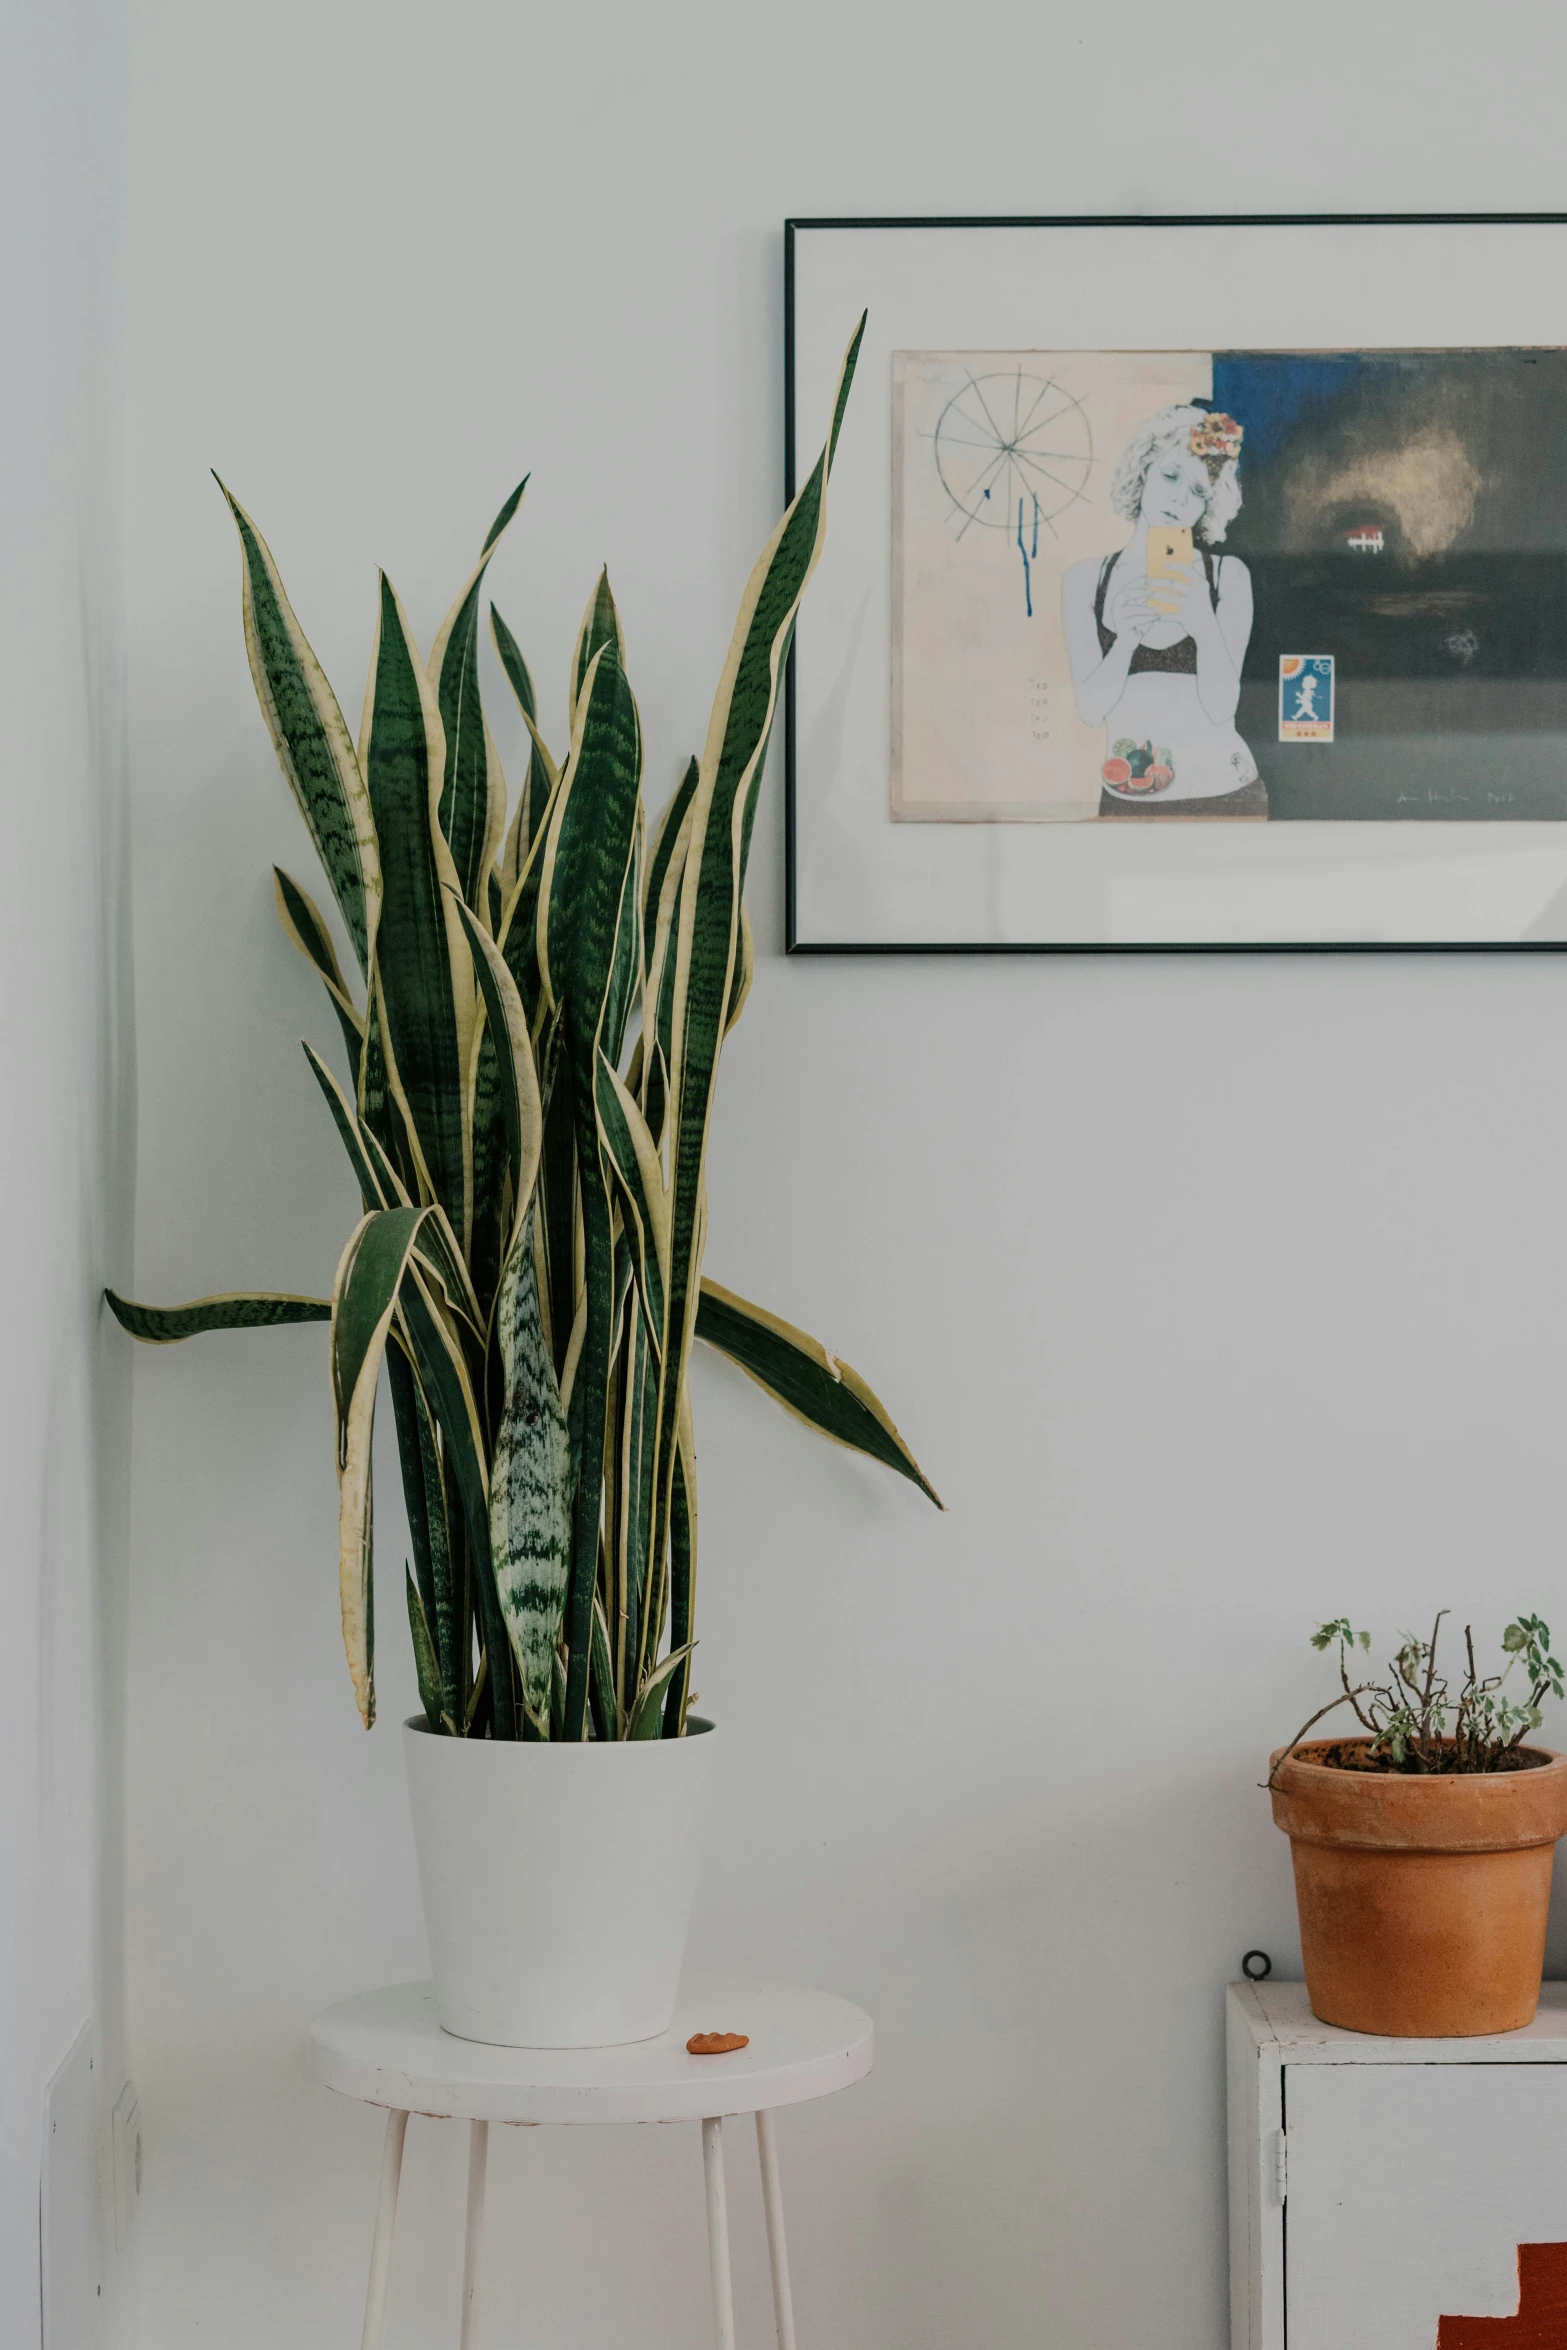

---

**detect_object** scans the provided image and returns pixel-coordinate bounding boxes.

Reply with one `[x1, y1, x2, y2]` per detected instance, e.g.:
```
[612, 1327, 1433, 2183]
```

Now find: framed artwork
[784, 215, 1567, 951]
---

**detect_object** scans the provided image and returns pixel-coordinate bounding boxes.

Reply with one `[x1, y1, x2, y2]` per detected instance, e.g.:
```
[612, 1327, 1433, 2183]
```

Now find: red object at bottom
[1440, 2245, 1567, 2347]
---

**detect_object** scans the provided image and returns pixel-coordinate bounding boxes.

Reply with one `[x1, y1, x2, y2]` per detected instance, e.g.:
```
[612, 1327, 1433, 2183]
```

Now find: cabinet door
[1286, 2063, 1567, 2350]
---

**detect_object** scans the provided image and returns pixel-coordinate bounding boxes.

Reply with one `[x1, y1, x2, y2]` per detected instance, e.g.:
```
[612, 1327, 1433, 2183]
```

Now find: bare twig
[1263, 1687, 1382, 1791]
[1422, 1611, 1446, 1718]
[1339, 1648, 1377, 1734]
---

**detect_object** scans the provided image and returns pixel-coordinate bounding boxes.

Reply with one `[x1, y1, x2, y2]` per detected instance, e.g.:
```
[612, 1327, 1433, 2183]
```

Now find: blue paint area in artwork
[1017, 494, 1039, 616]
[1212, 352, 1386, 466]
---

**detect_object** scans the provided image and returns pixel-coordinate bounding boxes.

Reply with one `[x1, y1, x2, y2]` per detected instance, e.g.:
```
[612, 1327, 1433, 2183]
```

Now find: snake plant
[109, 320, 940, 1742]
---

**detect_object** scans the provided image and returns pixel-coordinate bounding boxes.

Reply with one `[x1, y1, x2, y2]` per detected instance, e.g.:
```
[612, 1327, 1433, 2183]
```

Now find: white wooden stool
[309, 1970, 873, 2350]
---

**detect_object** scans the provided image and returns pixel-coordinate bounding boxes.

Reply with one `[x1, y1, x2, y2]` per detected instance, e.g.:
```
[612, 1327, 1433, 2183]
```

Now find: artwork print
[891, 347, 1567, 825]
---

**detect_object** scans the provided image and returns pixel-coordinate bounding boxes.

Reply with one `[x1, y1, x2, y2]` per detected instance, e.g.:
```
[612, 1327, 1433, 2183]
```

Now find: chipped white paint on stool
[311, 1968, 872, 2350]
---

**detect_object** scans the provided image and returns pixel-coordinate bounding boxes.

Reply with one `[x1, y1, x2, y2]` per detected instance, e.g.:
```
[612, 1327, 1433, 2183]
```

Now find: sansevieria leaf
[647, 317, 867, 1727]
[695, 1277, 942, 1507]
[105, 1291, 331, 1342]
[273, 867, 364, 1073]
[428, 480, 527, 916]
[535, 629, 643, 1736]
[331, 1207, 432, 1726]
[390, 1343, 464, 1724]
[453, 898, 543, 1251]
[303, 1043, 401, 1214]
[570, 568, 625, 720]
[489, 1209, 572, 1733]
[406, 1567, 448, 1732]
[490, 605, 557, 867]
[595, 1050, 668, 1343]
[628, 1639, 695, 1741]
[217, 480, 381, 975]
[360, 574, 473, 1234]
[395, 1261, 517, 1739]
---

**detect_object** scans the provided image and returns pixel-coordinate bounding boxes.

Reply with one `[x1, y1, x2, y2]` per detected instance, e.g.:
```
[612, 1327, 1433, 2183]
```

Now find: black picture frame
[783, 212, 1567, 956]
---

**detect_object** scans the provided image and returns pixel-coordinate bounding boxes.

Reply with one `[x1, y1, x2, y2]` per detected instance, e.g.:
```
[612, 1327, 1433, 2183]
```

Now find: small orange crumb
[686, 2030, 749, 2055]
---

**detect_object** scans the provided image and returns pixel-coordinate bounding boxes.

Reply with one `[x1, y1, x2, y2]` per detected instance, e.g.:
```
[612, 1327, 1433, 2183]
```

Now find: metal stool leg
[702, 2116, 736, 2350]
[755, 2109, 798, 2350]
[459, 2119, 489, 2350]
[361, 2108, 409, 2350]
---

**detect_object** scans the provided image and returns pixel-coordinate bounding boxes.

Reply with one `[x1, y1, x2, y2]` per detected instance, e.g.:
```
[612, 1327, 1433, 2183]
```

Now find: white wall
[0, 0, 133, 2341]
[122, 4, 1567, 2347]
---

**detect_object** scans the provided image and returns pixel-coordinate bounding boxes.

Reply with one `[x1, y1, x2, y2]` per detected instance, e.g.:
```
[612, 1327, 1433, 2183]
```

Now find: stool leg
[459, 2118, 489, 2350]
[361, 2108, 409, 2350]
[701, 2116, 737, 2350]
[755, 2109, 798, 2350]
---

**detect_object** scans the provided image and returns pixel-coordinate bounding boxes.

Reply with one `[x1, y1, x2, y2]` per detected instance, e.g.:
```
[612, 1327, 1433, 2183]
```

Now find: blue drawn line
[1017, 494, 1039, 616]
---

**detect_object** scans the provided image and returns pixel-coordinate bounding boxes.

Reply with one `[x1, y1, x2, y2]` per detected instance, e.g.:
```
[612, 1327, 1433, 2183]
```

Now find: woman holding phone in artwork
[1061, 406, 1267, 817]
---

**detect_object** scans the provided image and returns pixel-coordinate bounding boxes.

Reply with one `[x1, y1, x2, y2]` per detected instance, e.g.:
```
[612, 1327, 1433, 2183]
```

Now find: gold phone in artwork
[1146, 525, 1193, 615]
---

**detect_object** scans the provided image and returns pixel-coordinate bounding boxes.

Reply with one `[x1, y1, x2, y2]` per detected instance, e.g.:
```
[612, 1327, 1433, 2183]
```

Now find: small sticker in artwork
[1279, 656, 1334, 742]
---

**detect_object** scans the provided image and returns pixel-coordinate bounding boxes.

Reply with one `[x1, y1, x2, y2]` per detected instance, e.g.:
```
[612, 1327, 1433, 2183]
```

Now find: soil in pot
[1269, 1738, 1567, 2037]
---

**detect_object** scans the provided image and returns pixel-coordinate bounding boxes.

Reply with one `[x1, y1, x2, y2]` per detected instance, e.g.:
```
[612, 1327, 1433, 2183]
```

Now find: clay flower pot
[1269, 1739, 1567, 2037]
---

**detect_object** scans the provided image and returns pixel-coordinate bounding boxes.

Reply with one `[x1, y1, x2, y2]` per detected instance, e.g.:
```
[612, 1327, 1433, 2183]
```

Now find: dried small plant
[1268, 1611, 1564, 1784]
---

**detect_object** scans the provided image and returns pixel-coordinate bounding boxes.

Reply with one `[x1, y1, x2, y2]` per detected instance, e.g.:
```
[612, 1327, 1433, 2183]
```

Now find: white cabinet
[1229, 1981, 1567, 2350]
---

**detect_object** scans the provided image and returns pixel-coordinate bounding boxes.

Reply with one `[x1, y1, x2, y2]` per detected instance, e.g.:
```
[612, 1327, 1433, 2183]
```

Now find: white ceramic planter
[403, 1716, 717, 2048]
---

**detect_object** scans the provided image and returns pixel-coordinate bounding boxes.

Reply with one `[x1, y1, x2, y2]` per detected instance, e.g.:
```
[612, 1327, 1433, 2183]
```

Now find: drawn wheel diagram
[931, 370, 1093, 539]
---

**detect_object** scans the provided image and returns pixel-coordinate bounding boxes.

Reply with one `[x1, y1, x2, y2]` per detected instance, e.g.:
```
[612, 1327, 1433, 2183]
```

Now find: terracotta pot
[1269, 1739, 1567, 2036]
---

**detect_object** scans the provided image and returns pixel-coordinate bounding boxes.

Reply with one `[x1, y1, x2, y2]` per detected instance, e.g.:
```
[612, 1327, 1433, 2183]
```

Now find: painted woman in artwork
[1061, 407, 1266, 817]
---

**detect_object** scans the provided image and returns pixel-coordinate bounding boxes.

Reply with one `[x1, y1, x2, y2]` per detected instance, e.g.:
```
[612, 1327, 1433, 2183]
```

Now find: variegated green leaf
[595, 1050, 667, 1343]
[726, 903, 754, 1034]
[628, 1640, 695, 1740]
[356, 983, 413, 1197]
[466, 1017, 507, 1325]
[695, 1276, 941, 1506]
[389, 1341, 464, 1722]
[644, 757, 699, 946]
[354, 1035, 416, 1208]
[303, 1042, 397, 1213]
[331, 1207, 430, 1726]
[453, 897, 543, 1251]
[534, 627, 644, 1737]
[489, 1208, 572, 1734]
[644, 319, 866, 1661]
[217, 480, 381, 974]
[590, 1595, 620, 1740]
[637, 771, 695, 1140]
[105, 1290, 330, 1342]
[395, 1261, 516, 1739]
[661, 1402, 699, 1734]
[490, 604, 557, 867]
[360, 574, 473, 1235]
[409, 1216, 486, 1347]
[600, 800, 644, 1075]
[428, 481, 527, 916]
[570, 568, 625, 719]
[535, 1025, 577, 1386]
[612, 1304, 658, 1711]
[313, 1043, 477, 1342]
[406, 1567, 448, 1732]
[272, 869, 364, 1078]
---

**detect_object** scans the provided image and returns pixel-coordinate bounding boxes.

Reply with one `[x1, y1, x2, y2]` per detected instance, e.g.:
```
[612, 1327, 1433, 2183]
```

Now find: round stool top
[308, 1971, 873, 2125]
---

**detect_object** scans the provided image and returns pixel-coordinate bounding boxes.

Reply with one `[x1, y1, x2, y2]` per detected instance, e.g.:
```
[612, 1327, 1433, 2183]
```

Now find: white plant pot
[403, 1716, 718, 2048]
